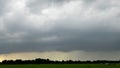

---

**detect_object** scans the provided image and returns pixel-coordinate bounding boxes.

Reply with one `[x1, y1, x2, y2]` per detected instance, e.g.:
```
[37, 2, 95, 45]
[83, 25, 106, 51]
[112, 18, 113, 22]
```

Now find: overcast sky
[0, 0, 120, 61]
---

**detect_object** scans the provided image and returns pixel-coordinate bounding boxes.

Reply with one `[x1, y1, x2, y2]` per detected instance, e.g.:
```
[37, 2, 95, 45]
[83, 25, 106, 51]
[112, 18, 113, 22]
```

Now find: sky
[0, 0, 120, 61]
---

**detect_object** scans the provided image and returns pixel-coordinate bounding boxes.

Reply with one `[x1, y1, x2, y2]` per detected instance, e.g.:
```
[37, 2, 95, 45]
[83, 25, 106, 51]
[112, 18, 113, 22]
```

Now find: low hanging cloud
[0, 0, 120, 54]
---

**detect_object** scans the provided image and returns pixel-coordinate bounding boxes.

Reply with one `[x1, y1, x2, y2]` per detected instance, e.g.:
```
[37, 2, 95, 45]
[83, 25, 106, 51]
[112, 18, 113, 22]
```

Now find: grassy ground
[0, 64, 119, 68]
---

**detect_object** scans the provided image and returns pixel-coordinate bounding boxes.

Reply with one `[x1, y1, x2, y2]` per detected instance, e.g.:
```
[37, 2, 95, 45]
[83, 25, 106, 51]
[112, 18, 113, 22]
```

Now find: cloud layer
[0, 0, 120, 54]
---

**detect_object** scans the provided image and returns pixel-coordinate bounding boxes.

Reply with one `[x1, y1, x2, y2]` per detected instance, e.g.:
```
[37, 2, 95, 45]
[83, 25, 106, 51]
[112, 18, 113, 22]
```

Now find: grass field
[0, 64, 120, 68]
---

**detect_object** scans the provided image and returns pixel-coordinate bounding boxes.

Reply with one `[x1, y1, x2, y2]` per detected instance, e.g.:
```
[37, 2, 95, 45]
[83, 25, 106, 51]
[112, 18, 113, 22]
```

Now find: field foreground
[0, 64, 120, 68]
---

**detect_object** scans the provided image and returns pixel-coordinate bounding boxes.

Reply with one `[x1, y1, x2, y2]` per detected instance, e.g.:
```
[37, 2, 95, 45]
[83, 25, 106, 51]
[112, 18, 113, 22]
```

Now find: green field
[0, 64, 120, 68]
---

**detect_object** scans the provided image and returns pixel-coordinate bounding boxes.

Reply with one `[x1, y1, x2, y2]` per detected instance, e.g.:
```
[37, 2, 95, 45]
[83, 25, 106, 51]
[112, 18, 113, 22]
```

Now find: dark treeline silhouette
[1, 58, 120, 64]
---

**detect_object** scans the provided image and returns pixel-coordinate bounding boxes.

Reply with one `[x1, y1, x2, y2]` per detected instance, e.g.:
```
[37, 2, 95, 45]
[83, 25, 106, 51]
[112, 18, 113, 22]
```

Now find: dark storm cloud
[0, 0, 120, 54]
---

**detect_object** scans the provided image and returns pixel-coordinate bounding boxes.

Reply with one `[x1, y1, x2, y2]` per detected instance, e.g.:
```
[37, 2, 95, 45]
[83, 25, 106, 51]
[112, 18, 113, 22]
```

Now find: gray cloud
[0, 0, 9, 15]
[27, 0, 71, 14]
[0, 0, 120, 54]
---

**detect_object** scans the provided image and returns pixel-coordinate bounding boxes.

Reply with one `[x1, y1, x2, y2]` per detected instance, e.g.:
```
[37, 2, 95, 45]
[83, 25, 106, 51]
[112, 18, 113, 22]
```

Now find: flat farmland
[0, 64, 120, 68]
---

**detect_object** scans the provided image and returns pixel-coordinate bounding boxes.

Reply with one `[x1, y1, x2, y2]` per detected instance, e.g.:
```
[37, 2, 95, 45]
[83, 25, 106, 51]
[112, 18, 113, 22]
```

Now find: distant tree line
[1, 58, 120, 64]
